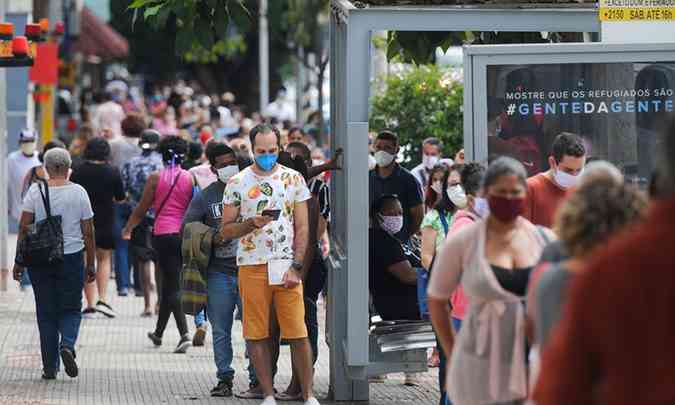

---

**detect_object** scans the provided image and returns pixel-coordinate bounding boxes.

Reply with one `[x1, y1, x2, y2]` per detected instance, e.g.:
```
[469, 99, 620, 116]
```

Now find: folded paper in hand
[268, 259, 292, 285]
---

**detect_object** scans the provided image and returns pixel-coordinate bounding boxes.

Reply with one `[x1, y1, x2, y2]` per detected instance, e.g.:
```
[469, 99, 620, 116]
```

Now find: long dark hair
[424, 164, 449, 210]
[433, 169, 457, 216]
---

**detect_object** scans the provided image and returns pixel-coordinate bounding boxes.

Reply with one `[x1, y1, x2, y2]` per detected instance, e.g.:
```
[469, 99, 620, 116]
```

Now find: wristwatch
[291, 261, 303, 271]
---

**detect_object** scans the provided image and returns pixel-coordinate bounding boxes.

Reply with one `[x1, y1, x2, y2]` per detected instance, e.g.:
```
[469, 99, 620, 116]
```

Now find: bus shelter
[327, 0, 600, 400]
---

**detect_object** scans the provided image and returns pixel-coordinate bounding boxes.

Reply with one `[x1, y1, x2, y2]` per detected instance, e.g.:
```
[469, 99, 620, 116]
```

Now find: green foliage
[370, 66, 463, 167]
[386, 31, 554, 64]
[128, 0, 252, 59]
[387, 31, 465, 64]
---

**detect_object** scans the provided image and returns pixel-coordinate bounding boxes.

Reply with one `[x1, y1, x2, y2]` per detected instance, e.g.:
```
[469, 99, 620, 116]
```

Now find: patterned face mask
[378, 214, 403, 235]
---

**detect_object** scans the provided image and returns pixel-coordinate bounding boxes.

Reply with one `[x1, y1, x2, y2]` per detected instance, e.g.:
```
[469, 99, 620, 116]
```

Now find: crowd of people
[9, 82, 337, 405]
[7, 77, 675, 405]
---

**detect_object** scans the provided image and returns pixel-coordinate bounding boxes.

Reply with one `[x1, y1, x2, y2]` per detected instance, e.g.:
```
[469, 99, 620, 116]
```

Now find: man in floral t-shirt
[221, 125, 318, 405]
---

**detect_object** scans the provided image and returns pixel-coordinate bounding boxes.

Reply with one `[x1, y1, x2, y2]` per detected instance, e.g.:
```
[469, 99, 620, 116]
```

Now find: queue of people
[9, 77, 675, 405]
[365, 121, 675, 405]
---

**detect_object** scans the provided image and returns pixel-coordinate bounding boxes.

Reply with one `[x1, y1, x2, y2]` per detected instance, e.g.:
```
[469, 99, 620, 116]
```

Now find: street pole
[0, 0, 8, 292]
[258, 0, 269, 114]
[295, 46, 304, 123]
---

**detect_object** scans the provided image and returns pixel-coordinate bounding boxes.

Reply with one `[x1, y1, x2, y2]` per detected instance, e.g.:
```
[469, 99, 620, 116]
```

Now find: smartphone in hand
[261, 209, 281, 220]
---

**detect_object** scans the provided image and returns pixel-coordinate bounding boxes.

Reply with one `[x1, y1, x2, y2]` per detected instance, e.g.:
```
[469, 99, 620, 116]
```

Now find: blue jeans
[113, 203, 131, 291]
[28, 250, 85, 374]
[206, 272, 240, 382]
[20, 270, 31, 287]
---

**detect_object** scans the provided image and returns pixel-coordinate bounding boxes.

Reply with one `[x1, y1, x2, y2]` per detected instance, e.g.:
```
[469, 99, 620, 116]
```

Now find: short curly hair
[555, 178, 647, 257]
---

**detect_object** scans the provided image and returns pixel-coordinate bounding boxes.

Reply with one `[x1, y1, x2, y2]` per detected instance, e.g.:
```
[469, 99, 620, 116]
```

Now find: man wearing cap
[121, 130, 163, 312]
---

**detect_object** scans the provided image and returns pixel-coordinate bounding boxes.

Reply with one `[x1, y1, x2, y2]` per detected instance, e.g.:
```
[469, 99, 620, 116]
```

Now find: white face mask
[554, 168, 582, 189]
[431, 181, 443, 195]
[423, 154, 439, 170]
[374, 150, 395, 167]
[473, 197, 490, 218]
[368, 154, 377, 170]
[216, 165, 239, 183]
[379, 214, 404, 235]
[20, 142, 36, 156]
[447, 185, 468, 209]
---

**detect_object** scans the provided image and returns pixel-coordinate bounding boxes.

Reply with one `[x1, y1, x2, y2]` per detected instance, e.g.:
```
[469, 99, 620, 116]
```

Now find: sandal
[235, 388, 265, 400]
[276, 391, 303, 401]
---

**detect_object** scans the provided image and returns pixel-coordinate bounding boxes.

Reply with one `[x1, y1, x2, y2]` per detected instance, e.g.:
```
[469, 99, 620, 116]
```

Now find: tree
[115, 0, 329, 113]
[370, 65, 463, 168]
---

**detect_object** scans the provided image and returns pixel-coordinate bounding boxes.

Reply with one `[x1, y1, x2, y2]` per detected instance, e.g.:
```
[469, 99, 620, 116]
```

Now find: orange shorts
[238, 264, 307, 340]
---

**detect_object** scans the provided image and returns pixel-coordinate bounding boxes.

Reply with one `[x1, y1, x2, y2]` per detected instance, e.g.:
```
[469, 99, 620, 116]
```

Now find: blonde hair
[555, 178, 647, 257]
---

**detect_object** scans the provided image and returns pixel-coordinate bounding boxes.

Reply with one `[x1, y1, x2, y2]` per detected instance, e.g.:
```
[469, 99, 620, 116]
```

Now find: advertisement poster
[487, 62, 675, 185]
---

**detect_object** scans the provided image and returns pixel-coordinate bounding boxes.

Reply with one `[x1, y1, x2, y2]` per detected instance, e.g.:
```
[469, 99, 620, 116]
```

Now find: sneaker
[134, 289, 144, 297]
[261, 396, 277, 405]
[147, 332, 162, 347]
[60, 347, 78, 378]
[41, 370, 57, 380]
[118, 288, 129, 297]
[95, 301, 116, 318]
[210, 379, 233, 397]
[82, 307, 97, 319]
[305, 397, 321, 405]
[174, 336, 191, 354]
[193, 325, 208, 347]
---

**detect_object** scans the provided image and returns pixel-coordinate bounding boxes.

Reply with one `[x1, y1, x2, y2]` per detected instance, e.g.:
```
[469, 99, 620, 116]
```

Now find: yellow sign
[600, 0, 675, 20]
[600, 6, 675, 20]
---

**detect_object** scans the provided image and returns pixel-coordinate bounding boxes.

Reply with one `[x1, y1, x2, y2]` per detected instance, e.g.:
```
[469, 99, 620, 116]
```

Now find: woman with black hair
[369, 195, 420, 321]
[420, 164, 462, 369]
[71, 137, 126, 319]
[122, 135, 195, 354]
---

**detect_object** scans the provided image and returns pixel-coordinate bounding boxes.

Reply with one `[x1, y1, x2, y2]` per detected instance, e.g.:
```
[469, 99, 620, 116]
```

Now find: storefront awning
[72, 6, 128, 60]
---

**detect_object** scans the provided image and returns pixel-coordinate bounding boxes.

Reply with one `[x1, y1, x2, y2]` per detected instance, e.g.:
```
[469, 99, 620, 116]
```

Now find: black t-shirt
[369, 165, 423, 241]
[71, 161, 125, 232]
[369, 228, 420, 321]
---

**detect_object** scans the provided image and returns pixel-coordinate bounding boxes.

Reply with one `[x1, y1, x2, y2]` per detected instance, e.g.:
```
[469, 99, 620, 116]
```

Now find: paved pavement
[0, 241, 441, 405]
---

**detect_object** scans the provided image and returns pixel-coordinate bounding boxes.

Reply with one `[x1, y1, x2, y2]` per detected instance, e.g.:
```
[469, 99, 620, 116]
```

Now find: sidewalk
[0, 241, 440, 404]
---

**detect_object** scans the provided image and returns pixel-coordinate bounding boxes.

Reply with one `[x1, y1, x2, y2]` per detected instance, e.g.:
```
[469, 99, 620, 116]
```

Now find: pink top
[153, 166, 193, 235]
[448, 210, 477, 320]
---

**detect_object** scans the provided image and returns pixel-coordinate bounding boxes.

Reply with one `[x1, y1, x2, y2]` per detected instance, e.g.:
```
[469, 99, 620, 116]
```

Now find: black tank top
[490, 264, 533, 296]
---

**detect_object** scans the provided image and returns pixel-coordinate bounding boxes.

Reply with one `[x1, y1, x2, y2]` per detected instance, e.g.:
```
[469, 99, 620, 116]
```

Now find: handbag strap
[155, 170, 181, 219]
[37, 179, 52, 218]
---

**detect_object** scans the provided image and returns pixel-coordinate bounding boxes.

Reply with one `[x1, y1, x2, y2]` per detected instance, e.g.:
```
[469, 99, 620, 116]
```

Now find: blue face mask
[255, 153, 278, 172]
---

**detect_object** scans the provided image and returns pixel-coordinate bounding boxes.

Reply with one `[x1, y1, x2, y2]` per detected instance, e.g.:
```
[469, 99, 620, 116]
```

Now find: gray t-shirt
[110, 137, 141, 169]
[183, 180, 237, 274]
[534, 263, 575, 349]
[22, 182, 94, 255]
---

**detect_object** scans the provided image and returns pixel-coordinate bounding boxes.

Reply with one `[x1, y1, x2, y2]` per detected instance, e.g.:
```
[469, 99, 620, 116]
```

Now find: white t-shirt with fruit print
[223, 164, 311, 266]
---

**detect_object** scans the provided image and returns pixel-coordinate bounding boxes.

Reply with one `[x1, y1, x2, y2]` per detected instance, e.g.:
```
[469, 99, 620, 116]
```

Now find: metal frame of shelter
[327, 0, 600, 401]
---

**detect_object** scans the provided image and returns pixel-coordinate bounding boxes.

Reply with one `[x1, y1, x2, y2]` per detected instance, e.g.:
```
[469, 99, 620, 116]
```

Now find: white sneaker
[305, 397, 321, 405]
[261, 395, 277, 405]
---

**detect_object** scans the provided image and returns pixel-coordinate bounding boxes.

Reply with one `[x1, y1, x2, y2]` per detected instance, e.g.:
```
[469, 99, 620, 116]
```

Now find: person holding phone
[220, 124, 319, 405]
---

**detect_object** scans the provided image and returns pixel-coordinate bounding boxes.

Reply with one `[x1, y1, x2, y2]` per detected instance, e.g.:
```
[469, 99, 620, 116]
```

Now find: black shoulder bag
[16, 180, 64, 268]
